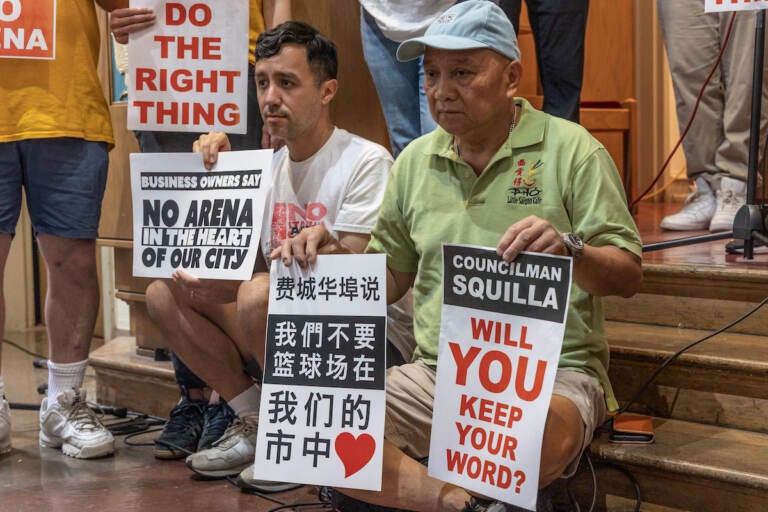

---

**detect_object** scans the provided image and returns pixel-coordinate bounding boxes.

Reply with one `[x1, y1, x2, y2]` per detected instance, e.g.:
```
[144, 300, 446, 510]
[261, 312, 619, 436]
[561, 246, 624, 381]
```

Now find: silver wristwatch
[562, 232, 584, 258]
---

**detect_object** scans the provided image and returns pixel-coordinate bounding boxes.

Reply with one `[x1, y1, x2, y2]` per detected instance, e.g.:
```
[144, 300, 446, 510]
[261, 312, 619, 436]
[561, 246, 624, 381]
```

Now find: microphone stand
[732, 9, 768, 259]
[644, 9, 768, 257]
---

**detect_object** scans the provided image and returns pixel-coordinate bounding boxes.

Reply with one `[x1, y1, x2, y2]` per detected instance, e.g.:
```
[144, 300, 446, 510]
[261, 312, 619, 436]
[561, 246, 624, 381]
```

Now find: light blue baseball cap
[396, 0, 520, 62]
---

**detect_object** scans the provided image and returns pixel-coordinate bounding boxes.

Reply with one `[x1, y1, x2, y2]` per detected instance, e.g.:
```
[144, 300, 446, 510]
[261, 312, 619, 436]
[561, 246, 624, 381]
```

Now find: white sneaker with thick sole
[39, 388, 115, 459]
[185, 415, 258, 478]
[659, 177, 716, 231]
[1, 398, 11, 455]
[236, 463, 299, 493]
[709, 176, 746, 232]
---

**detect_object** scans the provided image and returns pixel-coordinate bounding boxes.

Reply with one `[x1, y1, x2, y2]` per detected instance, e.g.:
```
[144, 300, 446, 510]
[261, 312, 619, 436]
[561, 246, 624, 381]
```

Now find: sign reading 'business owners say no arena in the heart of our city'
[130, 150, 273, 281]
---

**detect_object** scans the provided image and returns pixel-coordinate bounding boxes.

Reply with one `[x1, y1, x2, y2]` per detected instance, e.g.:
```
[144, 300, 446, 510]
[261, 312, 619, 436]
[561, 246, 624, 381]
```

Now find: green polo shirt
[367, 98, 642, 411]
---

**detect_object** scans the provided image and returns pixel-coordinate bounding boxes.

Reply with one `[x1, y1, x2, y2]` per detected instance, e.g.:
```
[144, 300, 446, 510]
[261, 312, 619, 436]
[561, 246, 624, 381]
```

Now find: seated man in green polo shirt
[273, 2, 643, 511]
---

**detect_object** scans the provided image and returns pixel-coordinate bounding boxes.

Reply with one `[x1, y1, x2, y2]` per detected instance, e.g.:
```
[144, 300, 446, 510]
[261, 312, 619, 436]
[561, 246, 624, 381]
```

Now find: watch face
[568, 233, 582, 248]
[564, 233, 583, 256]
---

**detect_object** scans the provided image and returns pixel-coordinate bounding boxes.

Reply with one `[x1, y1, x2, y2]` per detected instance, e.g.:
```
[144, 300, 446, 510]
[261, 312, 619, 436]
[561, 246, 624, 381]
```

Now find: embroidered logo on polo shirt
[507, 158, 543, 205]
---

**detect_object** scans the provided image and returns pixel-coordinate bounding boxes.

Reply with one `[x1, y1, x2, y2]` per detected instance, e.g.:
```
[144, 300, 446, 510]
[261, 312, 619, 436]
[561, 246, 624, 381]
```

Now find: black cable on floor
[587, 295, 768, 511]
[2, 338, 46, 360]
[233, 481, 290, 504]
[597, 462, 642, 512]
[266, 502, 331, 512]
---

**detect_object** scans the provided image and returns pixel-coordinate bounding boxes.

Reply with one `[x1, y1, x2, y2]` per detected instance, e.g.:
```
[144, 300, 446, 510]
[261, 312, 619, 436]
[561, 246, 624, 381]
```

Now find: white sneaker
[185, 415, 258, 478]
[659, 177, 716, 231]
[39, 388, 115, 459]
[236, 462, 298, 493]
[709, 177, 746, 232]
[1, 398, 11, 455]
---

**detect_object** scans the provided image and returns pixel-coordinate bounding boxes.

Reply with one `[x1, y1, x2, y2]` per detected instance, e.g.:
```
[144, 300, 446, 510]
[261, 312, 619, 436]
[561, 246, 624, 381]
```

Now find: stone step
[604, 293, 768, 336]
[605, 259, 768, 335]
[639, 261, 768, 303]
[88, 336, 177, 418]
[590, 417, 768, 512]
[605, 320, 768, 433]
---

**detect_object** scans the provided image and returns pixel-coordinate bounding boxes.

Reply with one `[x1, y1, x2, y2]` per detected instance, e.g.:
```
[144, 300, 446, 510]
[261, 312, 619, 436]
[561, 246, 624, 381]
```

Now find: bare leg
[145, 279, 251, 401]
[234, 272, 270, 367]
[0, 233, 11, 372]
[539, 395, 584, 486]
[36, 235, 99, 364]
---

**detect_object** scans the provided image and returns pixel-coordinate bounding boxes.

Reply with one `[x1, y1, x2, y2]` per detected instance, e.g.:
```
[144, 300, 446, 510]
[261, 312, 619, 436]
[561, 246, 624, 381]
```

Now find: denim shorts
[0, 138, 109, 238]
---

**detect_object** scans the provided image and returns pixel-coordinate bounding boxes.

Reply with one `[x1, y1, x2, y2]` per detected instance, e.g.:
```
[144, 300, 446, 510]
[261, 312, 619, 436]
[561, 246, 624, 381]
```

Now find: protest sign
[127, 0, 248, 132]
[130, 150, 272, 280]
[252, 254, 387, 491]
[429, 244, 572, 511]
[0, 0, 55, 59]
[706, 0, 768, 12]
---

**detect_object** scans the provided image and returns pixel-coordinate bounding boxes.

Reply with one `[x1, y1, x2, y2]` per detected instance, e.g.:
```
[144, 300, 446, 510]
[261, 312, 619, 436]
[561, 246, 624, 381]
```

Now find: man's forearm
[573, 245, 642, 297]
[264, 0, 292, 29]
[386, 266, 413, 305]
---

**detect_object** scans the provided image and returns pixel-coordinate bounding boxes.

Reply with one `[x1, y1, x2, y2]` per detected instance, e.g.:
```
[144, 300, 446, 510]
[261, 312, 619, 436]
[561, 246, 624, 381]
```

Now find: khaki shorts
[384, 360, 606, 478]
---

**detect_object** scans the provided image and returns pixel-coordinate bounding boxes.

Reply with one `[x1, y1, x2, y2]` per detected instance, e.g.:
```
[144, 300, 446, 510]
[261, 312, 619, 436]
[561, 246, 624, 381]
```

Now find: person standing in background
[498, 0, 589, 124]
[358, 0, 455, 156]
[657, 1, 768, 233]
[0, 0, 127, 460]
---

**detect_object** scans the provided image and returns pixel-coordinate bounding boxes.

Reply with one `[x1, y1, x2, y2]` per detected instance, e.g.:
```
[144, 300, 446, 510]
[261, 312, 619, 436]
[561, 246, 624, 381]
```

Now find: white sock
[228, 384, 261, 420]
[47, 359, 88, 401]
[0, 376, 5, 399]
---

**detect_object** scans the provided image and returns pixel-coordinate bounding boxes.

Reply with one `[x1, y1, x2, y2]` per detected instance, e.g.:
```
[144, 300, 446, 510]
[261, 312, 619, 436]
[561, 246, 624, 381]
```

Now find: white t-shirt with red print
[260, 127, 393, 259]
[261, 128, 416, 361]
[259, 127, 415, 362]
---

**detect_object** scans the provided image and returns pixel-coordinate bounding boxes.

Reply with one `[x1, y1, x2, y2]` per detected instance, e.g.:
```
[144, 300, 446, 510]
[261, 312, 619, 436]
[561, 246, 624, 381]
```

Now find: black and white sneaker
[153, 398, 206, 459]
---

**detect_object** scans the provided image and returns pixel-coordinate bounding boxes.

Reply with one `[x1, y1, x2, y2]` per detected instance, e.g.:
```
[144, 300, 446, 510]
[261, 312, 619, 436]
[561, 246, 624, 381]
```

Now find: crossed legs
[145, 272, 271, 402]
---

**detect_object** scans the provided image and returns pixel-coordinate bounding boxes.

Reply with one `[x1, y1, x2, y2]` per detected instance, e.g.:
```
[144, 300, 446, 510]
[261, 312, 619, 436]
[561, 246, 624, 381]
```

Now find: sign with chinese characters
[706, 0, 768, 12]
[127, 0, 249, 132]
[252, 254, 387, 490]
[0, 0, 55, 59]
[130, 150, 273, 280]
[429, 244, 572, 511]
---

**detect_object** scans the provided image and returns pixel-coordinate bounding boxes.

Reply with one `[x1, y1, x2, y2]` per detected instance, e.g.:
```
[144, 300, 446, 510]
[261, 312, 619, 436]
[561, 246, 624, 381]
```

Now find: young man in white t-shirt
[144, 21, 413, 489]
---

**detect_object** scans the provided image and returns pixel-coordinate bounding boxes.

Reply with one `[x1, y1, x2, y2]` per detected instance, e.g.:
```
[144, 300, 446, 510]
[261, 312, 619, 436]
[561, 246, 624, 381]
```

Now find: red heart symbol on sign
[334, 432, 376, 478]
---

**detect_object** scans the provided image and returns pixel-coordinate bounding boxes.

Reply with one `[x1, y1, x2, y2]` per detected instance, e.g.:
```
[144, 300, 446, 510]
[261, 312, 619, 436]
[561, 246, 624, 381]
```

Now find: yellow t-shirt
[249, 0, 265, 66]
[0, 0, 113, 145]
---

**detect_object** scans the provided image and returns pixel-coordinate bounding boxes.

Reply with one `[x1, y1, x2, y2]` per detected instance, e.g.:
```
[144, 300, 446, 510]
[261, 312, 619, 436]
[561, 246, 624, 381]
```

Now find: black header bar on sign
[140, 169, 263, 191]
[442, 245, 571, 323]
[263, 314, 386, 390]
